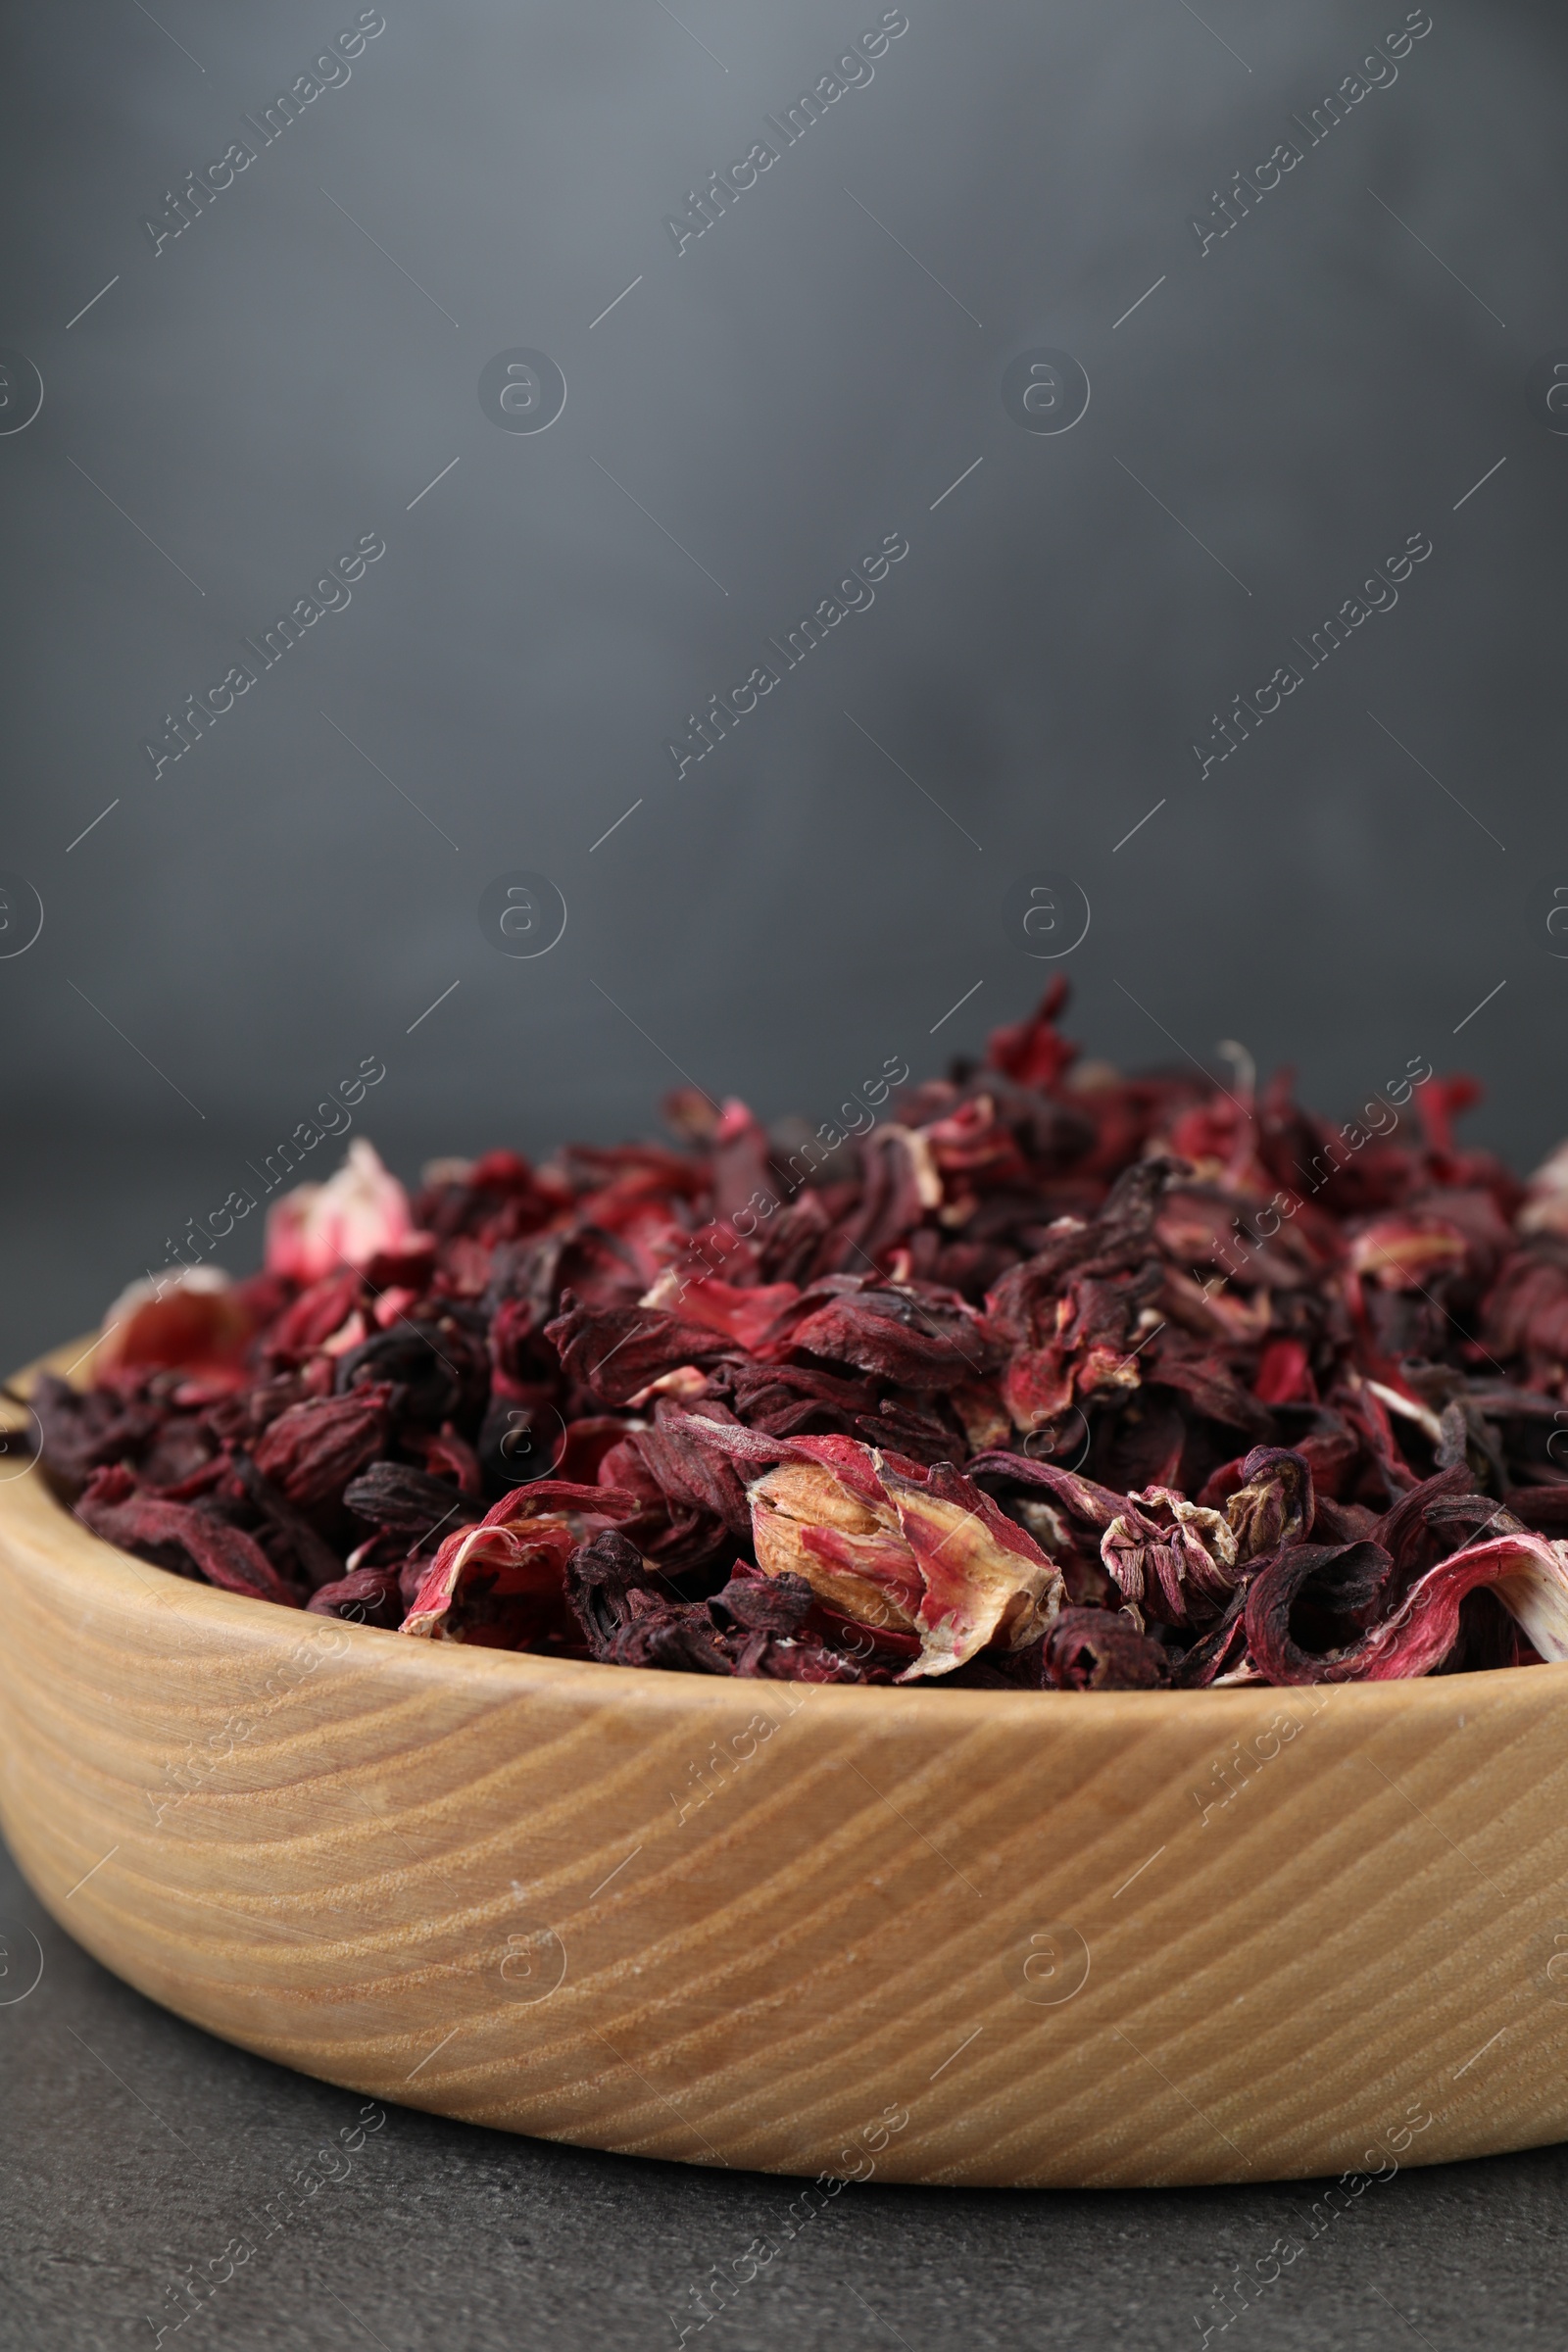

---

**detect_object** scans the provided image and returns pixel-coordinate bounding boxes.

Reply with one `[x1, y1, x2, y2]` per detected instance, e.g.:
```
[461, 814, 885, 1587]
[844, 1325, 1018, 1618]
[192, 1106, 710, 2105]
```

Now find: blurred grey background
[5, 8, 1568, 2342]
[3, 0, 1565, 1368]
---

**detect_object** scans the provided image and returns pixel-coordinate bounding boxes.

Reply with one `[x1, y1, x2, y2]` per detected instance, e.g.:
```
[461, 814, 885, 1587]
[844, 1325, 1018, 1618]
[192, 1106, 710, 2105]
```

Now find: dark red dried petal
[564, 1529, 667, 1652]
[231, 1451, 349, 1592]
[736, 1632, 871, 1682]
[709, 1566, 817, 1636]
[1043, 1607, 1171, 1690]
[32, 1374, 166, 1491]
[544, 1293, 740, 1404]
[341, 1462, 482, 1543]
[1170, 1593, 1251, 1688]
[783, 1287, 1001, 1389]
[307, 1565, 402, 1627]
[964, 1450, 1133, 1532]
[252, 1385, 394, 1508]
[631, 1403, 754, 1536]
[986, 977, 1078, 1091]
[602, 1601, 735, 1674]
[76, 1468, 302, 1608]
[1243, 1541, 1394, 1683]
[265, 1269, 363, 1360]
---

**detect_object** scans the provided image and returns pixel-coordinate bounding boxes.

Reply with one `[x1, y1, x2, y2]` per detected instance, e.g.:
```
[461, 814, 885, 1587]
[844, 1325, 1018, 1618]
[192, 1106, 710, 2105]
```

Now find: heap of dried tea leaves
[29, 981, 1568, 1689]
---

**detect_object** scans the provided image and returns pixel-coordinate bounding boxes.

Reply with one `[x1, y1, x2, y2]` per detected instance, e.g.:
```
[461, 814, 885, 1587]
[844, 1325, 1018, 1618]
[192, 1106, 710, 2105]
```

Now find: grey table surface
[2, 1156, 1567, 2352]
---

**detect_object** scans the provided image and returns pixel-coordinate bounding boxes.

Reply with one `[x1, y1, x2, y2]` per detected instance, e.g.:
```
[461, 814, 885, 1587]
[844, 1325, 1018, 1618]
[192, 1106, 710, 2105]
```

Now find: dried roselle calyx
[1243, 1541, 1395, 1683]
[332, 1326, 469, 1425]
[708, 1565, 817, 1637]
[96, 1267, 255, 1389]
[1169, 1593, 1253, 1688]
[1242, 1521, 1568, 1683]
[1223, 1446, 1315, 1560]
[230, 1451, 348, 1592]
[631, 1403, 755, 1535]
[1421, 1493, 1526, 1545]
[401, 1482, 640, 1645]
[265, 1138, 423, 1283]
[399, 1551, 437, 1610]
[544, 1294, 739, 1406]
[410, 1425, 485, 1494]
[735, 1631, 870, 1682]
[782, 1284, 1002, 1390]
[1042, 1607, 1172, 1690]
[1100, 1487, 1239, 1625]
[874, 1454, 1063, 1676]
[341, 1462, 483, 1543]
[31, 1374, 165, 1493]
[263, 1270, 363, 1365]
[1354, 1531, 1568, 1678]
[601, 1595, 735, 1674]
[1365, 1464, 1477, 1599]
[138, 1415, 223, 1496]
[748, 1437, 925, 1636]
[75, 1465, 303, 1607]
[307, 1564, 403, 1627]
[564, 1530, 666, 1651]
[742, 1433, 1062, 1678]
[252, 1385, 394, 1509]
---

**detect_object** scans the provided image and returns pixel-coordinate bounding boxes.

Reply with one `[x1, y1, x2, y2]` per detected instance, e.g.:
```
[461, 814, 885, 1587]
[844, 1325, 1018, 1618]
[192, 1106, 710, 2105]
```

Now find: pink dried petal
[266, 1140, 423, 1284]
[400, 1481, 641, 1642]
[1358, 1531, 1568, 1678]
[638, 1270, 801, 1353]
[97, 1267, 254, 1385]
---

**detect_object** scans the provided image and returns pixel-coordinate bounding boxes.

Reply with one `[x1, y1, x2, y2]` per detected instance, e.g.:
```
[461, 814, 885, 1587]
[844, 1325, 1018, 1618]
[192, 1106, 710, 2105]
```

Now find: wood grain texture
[4, 1345, 1568, 2186]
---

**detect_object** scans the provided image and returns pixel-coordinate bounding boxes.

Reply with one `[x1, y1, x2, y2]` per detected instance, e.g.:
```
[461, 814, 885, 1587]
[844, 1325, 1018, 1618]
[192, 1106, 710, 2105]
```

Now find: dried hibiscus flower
[741, 1431, 1061, 1677]
[402, 1481, 639, 1646]
[33, 981, 1568, 1690]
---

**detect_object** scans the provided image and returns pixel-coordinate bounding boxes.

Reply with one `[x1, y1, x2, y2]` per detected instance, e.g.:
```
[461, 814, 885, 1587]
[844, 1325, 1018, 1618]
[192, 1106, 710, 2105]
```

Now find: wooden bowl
[3, 1344, 1566, 2188]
